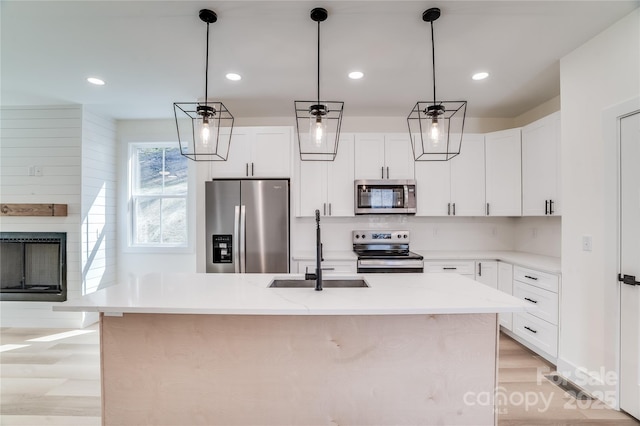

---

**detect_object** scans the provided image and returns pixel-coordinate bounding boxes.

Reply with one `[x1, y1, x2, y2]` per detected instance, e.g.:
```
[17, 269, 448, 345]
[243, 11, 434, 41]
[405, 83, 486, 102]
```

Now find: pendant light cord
[317, 18, 321, 104]
[204, 22, 210, 106]
[430, 20, 436, 106]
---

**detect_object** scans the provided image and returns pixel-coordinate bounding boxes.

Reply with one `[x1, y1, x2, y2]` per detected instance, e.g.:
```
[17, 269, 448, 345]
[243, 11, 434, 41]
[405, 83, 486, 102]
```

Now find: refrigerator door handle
[239, 205, 247, 273]
[233, 206, 241, 273]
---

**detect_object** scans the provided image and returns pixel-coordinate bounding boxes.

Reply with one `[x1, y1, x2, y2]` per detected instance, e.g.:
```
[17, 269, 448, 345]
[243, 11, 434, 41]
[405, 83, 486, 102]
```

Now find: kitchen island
[55, 272, 529, 425]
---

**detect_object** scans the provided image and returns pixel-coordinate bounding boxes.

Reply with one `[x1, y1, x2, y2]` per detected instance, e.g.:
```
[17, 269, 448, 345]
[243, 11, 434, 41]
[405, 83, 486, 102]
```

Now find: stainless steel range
[352, 230, 424, 273]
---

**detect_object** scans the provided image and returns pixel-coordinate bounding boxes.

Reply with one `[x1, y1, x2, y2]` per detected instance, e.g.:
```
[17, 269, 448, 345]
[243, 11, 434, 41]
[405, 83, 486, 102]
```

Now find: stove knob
[361, 234, 366, 239]
[355, 234, 360, 239]
[397, 235, 401, 239]
[403, 234, 408, 239]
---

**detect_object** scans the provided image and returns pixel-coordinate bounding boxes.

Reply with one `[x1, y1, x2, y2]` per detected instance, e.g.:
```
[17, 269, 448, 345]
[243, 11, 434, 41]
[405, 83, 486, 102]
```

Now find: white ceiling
[2, 0, 638, 120]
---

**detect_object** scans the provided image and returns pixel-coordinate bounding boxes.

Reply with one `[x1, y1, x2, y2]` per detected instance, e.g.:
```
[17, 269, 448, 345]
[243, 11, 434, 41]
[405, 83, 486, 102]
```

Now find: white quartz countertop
[293, 250, 560, 274]
[54, 272, 531, 316]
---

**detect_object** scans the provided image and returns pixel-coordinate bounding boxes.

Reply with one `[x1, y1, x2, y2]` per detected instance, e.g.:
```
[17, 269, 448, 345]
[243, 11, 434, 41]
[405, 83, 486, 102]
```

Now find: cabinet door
[450, 134, 486, 216]
[297, 160, 326, 217]
[209, 128, 251, 178]
[384, 134, 415, 179]
[497, 262, 514, 330]
[485, 128, 522, 216]
[475, 261, 498, 289]
[326, 134, 355, 217]
[354, 134, 385, 179]
[522, 112, 560, 216]
[414, 161, 450, 216]
[250, 127, 292, 178]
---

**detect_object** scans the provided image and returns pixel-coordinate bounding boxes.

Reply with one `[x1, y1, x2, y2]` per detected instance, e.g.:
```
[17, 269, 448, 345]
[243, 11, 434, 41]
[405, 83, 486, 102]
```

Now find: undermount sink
[268, 279, 369, 288]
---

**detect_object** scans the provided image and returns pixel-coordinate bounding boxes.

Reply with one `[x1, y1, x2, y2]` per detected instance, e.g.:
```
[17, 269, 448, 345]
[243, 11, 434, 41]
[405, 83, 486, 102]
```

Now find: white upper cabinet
[415, 134, 485, 216]
[210, 126, 292, 178]
[485, 128, 522, 216]
[450, 134, 486, 216]
[296, 134, 355, 217]
[522, 112, 561, 216]
[354, 133, 414, 180]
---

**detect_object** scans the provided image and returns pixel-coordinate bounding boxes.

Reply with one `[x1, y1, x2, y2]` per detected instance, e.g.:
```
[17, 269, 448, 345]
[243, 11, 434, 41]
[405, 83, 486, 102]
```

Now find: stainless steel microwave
[354, 179, 417, 214]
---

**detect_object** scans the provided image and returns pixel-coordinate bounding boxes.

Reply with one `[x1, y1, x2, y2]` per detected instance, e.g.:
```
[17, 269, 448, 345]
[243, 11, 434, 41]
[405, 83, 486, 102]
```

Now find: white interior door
[620, 110, 640, 420]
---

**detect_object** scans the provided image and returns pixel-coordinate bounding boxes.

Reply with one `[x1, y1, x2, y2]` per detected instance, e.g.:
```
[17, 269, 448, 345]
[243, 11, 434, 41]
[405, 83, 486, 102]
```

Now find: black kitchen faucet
[305, 209, 323, 291]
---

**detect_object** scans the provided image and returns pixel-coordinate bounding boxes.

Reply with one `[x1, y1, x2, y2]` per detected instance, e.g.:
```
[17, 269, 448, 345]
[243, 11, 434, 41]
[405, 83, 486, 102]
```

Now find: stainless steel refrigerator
[205, 179, 290, 273]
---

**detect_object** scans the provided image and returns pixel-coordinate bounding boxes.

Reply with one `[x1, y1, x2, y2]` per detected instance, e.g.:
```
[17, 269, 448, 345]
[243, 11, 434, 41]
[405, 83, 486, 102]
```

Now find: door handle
[618, 274, 640, 286]
[328, 203, 332, 216]
[245, 163, 249, 177]
[478, 262, 482, 277]
[524, 297, 538, 304]
[545, 200, 549, 215]
[239, 205, 246, 273]
[453, 203, 456, 216]
[386, 167, 389, 179]
[524, 326, 538, 334]
[549, 199, 554, 215]
[486, 203, 490, 216]
[381, 166, 384, 179]
[447, 203, 451, 215]
[524, 275, 538, 281]
[251, 162, 254, 176]
[233, 206, 241, 273]
[323, 203, 326, 216]
[443, 267, 457, 270]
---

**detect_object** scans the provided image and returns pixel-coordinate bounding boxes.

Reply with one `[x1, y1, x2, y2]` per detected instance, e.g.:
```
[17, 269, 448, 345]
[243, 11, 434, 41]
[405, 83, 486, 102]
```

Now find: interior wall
[81, 108, 117, 327]
[559, 8, 639, 401]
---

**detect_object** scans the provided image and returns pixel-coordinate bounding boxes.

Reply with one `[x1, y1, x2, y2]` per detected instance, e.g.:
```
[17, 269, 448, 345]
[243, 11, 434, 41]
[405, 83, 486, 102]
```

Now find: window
[130, 144, 188, 247]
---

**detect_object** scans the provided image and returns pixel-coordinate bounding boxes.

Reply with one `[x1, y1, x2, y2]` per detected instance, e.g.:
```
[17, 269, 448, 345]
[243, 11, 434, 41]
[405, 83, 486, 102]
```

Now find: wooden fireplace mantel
[0, 203, 68, 217]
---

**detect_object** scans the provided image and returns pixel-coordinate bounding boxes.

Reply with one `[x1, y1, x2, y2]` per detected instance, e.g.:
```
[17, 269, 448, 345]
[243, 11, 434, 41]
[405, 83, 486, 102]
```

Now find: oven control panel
[352, 230, 410, 244]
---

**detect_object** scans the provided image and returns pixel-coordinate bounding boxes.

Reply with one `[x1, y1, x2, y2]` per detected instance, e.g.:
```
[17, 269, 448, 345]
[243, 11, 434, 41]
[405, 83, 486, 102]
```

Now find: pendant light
[174, 9, 234, 161]
[407, 8, 467, 161]
[294, 7, 344, 161]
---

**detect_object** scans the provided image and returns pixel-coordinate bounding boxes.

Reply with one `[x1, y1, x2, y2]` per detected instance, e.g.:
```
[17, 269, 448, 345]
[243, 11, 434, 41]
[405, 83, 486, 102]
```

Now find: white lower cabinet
[497, 262, 514, 331]
[296, 260, 356, 275]
[511, 265, 560, 362]
[475, 261, 498, 289]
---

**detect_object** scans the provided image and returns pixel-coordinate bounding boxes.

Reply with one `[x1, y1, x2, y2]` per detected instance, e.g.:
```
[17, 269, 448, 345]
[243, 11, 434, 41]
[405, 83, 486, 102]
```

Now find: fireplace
[0, 232, 67, 302]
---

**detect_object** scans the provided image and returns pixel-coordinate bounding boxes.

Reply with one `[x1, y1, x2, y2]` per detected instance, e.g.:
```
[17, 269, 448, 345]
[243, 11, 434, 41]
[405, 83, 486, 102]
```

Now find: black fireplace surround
[0, 232, 67, 302]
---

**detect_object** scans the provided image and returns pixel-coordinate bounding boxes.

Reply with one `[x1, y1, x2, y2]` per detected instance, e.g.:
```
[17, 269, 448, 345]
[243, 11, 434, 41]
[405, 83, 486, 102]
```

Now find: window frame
[127, 142, 192, 252]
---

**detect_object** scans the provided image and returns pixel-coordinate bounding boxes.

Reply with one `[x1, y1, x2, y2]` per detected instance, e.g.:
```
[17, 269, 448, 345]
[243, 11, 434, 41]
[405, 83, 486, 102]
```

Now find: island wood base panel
[100, 313, 498, 425]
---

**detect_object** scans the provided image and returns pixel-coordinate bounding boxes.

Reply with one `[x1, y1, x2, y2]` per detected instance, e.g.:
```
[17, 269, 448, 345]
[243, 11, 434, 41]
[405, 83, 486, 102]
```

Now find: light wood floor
[1, 326, 637, 425]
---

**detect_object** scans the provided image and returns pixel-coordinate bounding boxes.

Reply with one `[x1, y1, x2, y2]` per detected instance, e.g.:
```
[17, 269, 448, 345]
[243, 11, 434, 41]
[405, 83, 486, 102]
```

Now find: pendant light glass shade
[174, 9, 234, 162]
[294, 7, 344, 161]
[407, 8, 467, 161]
[174, 101, 234, 161]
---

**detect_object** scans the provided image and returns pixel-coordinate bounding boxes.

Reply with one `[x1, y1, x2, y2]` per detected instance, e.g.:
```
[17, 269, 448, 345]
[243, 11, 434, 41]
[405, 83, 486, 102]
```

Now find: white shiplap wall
[80, 108, 117, 326]
[0, 105, 117, 328]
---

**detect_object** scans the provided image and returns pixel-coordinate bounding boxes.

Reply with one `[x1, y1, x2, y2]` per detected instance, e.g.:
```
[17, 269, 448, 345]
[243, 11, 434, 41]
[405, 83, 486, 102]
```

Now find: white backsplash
[292, 215, 561, 258]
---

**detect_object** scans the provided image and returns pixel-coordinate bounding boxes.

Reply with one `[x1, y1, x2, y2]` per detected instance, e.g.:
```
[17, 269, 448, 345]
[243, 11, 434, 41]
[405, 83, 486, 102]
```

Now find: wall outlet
[582, 235, 593, 251]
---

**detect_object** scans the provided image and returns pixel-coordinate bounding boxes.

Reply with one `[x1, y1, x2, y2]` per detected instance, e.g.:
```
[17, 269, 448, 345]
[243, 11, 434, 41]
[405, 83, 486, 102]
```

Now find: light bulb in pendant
[201, 118, 211, 147]
[310, 114, 327, 147]
[430, 119, 440, 144]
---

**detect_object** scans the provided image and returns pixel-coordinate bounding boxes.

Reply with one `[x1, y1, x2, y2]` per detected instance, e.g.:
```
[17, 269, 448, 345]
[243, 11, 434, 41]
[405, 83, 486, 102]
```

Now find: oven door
[354, 180, 416, 214]
[357, 258, 424, 273]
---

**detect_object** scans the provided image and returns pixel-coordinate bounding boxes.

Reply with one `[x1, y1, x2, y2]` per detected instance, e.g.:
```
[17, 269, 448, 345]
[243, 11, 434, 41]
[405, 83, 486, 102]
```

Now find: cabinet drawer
[513, 313, 558, 358]
[514, 266, 559, 293]
[513, 281, 558, 325]
[424, 261, 475, 275]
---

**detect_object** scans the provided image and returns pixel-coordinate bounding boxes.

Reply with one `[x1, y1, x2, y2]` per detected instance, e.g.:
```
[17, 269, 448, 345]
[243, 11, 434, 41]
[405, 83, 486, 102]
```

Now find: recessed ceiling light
[348, 71, 364, 80]
[87, 77, 105, 86]
[226, 73, 241, 81]
[472, 72, 489, 81]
